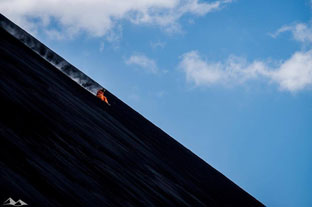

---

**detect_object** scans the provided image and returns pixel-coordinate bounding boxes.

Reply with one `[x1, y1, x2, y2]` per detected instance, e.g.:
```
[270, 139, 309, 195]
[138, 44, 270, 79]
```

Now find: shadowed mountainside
[0, 14, 263, 207]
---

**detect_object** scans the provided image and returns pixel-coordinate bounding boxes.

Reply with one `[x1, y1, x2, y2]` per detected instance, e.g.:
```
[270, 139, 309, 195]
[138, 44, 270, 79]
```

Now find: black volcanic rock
[0, 14, 263, 207]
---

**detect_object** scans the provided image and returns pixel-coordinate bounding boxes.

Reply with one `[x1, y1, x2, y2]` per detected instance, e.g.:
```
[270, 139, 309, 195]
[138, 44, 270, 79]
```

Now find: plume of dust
[0, 14, 102, 95]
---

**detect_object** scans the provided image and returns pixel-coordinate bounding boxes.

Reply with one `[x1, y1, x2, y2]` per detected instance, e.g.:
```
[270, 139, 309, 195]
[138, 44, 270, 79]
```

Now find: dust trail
[0, 14, 102, 95]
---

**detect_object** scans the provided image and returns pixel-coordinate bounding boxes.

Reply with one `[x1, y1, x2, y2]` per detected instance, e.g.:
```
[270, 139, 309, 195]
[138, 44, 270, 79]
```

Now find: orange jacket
[97, 89, 110, 105]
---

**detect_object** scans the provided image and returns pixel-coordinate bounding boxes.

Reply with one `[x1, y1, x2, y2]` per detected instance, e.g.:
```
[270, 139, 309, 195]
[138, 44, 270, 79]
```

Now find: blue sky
[2, 0, 312, 206]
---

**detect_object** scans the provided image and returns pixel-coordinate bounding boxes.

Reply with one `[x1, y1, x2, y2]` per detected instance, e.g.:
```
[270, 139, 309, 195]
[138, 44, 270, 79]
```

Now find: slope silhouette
[0, 14, 263, 207]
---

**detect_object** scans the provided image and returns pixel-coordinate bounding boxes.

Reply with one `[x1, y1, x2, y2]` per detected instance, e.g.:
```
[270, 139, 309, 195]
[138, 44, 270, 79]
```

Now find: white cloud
[0, 0, 232, 38]
[126, 54, 158, 74]
[271, 22, 312, 44]
[151, 41, 166, 49]
[272, 50, 312, 91]
[179, 50, 312, 92]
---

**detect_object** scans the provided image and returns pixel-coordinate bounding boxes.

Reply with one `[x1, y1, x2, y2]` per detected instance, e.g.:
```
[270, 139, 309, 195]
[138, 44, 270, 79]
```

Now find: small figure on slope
[96, 88, 110, 106]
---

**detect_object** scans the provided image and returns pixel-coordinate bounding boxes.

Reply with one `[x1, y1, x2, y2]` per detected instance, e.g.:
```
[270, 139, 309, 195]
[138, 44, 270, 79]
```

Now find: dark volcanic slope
[0, 17, 263, 207]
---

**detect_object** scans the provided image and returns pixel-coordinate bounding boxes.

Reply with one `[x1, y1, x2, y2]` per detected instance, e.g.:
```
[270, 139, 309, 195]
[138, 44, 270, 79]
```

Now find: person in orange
[96, 88, 110, 106]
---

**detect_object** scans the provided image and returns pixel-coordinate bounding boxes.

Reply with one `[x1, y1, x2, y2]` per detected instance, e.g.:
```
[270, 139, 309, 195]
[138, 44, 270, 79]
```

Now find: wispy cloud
[179, 50, 312, 92]
[126, 54, 158, 74]
[99, 42, 105, 52]
[0, 0, 232, 39]
[151, 41, 166, 49]
[44, 29, 65, 40]
[271, 22, 312, 44]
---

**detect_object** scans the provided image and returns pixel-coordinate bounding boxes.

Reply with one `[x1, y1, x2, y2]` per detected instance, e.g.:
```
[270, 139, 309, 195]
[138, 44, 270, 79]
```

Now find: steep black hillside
[0, 15, 263, 207]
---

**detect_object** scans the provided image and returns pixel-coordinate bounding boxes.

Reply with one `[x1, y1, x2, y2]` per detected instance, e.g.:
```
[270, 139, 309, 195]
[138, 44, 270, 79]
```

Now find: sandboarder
[96, 88, 110, 106]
